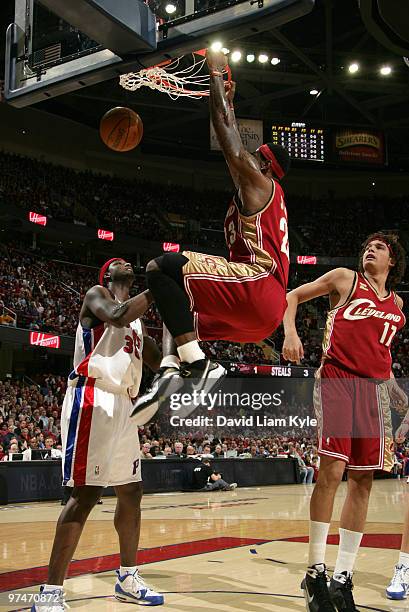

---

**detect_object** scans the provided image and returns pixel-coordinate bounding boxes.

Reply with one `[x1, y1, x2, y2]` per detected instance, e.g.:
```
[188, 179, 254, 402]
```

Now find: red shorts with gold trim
[314, 362, 393, 471]
[182, 251, 286, 343]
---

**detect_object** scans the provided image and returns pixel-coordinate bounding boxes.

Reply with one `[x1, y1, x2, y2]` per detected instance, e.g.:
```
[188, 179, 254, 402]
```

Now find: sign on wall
[333, 128, 386, 165]
[211, 118, 263, 153]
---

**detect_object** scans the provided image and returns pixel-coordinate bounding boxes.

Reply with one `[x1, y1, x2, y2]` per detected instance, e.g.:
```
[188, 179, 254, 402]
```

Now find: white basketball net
[120, 53, 229, 100]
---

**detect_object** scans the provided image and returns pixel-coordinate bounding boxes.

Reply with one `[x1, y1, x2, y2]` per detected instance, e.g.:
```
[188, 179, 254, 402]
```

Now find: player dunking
[133, 49, 291, 415]
[32, 258, 164, 611]
[283, 232, 406, 611]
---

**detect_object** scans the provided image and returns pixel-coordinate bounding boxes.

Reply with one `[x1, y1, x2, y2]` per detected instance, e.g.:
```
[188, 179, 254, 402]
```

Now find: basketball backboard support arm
[5, 0, 315, 108]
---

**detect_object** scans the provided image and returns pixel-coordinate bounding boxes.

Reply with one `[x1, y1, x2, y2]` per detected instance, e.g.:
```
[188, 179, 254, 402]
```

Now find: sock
[160, 355, 180, 369]
[334, 528, 363, 575]
[399, 551, 409, 567]
[146, 268, 194, 337]
[177, 340, 206, 364]
[43, 584, 63, 591]
[308, 520, 330, 566]
[120, 565, 137, 576]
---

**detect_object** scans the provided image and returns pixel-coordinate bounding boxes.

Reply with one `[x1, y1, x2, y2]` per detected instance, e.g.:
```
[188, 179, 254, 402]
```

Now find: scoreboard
[271, 123, 325, 162]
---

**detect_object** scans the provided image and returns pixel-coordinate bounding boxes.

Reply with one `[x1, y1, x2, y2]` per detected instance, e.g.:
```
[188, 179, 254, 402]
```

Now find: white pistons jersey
[69, 319, 144, 397]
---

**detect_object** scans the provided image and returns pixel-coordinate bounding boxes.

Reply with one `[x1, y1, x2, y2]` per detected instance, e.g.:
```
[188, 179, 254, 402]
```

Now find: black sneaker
[130, 366, 182, 422]
[301, 564, 337, 612]
[329, 571, 359, 611]
[178, 359, 227, 415]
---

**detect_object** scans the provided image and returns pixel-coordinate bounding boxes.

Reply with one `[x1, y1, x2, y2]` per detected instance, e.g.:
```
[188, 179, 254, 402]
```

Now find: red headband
[257, 144, 285, 179]
[368, 236, 395, 258]
[98, 258, 123, 286]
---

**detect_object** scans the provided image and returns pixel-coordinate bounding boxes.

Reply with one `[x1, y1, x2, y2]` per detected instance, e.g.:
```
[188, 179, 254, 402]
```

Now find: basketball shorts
[61, 377, 142, 487]
[182, 251, 286, 342]
[314, 362, 394, 471]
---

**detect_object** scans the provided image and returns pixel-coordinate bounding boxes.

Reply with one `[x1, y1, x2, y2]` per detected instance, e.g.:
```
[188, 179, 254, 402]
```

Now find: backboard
[5, 0, 315, 108]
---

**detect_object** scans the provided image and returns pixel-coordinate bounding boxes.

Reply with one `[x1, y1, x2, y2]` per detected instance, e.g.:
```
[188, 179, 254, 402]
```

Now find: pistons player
[134, 49, 290, 414]
[283, 232, 407, 611]
[32, 258, 164, 611]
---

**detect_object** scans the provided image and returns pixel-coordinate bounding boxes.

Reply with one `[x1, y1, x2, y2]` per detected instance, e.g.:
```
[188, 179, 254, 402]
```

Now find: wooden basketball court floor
[1, 480, 408, 611]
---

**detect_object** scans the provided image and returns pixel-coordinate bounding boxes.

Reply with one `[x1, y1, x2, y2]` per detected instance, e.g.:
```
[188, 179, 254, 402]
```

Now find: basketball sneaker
[30, 585, 65, 611]
[130, 366, 182, 422]
[329, 571, 358, 611]
[301, 564, 336, 612]
[114, 569, 164, 605]
[180, 359, 227, 401]
[386, 564, 409, 600]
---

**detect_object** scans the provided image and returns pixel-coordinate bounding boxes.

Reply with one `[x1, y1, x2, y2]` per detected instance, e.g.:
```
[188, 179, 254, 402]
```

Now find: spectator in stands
[168, 441, 186, 459]
[141, 442, 153, 459]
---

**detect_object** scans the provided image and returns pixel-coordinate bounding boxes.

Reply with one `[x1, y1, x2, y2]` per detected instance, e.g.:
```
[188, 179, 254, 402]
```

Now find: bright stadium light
[165, 3, 176, 13]
[210, 41, 223, 52]
[258, 53, 269, 64]
[231, 50, 242, 62]
[271, 57, 281, 65]
[380, 65, 392, 76]
[348, 62, 360, 74]
[246, 53, 255, 63]
[309, 88, 319, 95]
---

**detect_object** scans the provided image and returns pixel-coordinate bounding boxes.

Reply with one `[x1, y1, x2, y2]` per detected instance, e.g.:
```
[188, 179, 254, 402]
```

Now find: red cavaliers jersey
[224, 179, 289, 289]
[323, 272, 405, 379]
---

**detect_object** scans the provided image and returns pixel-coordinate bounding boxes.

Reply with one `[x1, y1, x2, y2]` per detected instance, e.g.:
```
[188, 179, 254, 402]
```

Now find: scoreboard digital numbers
[271, 123, 325, 162]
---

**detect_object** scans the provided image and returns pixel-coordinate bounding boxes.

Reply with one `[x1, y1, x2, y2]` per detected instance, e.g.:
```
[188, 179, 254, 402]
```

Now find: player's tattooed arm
[207, 50, 268, 193]
[82, 286, 153, 328]
[282, 268, 355, 362]
[141, 322, 161, 372]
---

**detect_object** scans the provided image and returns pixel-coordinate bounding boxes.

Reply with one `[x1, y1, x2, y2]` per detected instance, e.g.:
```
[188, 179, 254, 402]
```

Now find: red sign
[297, 255, 317, 265]
[29, 332, 61, 349]
[98, 229, 114, 241]
[333, 128, 385, 165]
[29, 212, 47, 226]
[163, 242, 180, 253]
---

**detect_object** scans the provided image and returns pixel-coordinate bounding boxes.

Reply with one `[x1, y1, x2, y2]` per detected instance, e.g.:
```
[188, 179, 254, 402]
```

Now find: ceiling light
[271, 57, 281, 66]
[165, 3, 176, 13]
[348, 62, 360, 74]
[210, 41, 223, 52]
[221, 47, 230, 55]
[309, 89, 319, 95]
[380, 65, 392, 76]
[231, 50, 242, 62]
[258, 53, 269, 64]
[246, 53, 255, 63]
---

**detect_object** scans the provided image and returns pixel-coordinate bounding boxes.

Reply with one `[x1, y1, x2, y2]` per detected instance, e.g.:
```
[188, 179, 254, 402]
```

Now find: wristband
[210, 70, 224, 78]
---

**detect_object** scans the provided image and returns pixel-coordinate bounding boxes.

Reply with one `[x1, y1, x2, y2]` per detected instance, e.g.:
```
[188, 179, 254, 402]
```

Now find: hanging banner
[333, 128, 386, 165]
[211, 118, 263, 152]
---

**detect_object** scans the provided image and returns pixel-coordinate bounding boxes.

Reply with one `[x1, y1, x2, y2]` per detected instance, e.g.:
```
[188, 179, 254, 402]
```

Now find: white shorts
[61, 379, 142, 487]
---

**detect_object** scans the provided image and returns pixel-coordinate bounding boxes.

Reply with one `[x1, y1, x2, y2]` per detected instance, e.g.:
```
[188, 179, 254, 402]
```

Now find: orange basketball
[99, 107, 143, 152]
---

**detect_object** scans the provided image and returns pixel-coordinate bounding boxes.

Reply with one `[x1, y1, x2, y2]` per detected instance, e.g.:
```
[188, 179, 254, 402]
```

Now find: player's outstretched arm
[207, 50, 269, 195]
[83, 286, 153, 327]
[282, 268, 355, 362]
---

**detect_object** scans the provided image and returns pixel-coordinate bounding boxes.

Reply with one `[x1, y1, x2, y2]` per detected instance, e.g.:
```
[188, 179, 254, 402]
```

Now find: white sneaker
[30, 585, 66, 611]
[115, 569, 164, 605]
[386, 564, 409, 600]
[228, 483, 238, 490]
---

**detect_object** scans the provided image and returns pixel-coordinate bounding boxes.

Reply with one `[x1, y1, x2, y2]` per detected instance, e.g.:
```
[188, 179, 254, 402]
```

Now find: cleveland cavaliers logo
[343, 298, 401, 323]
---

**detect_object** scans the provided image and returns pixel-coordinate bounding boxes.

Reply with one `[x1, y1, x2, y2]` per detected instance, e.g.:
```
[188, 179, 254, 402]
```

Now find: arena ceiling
[1, 0, 409, 166]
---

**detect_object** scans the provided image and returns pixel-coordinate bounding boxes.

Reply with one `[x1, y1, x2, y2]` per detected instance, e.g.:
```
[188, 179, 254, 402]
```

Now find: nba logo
[95, 466, 100, 475]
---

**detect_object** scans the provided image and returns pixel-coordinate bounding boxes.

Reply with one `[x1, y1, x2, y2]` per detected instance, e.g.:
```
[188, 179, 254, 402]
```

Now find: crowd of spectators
[0, 374, 65, 461]
[3, 150, 408, 256]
